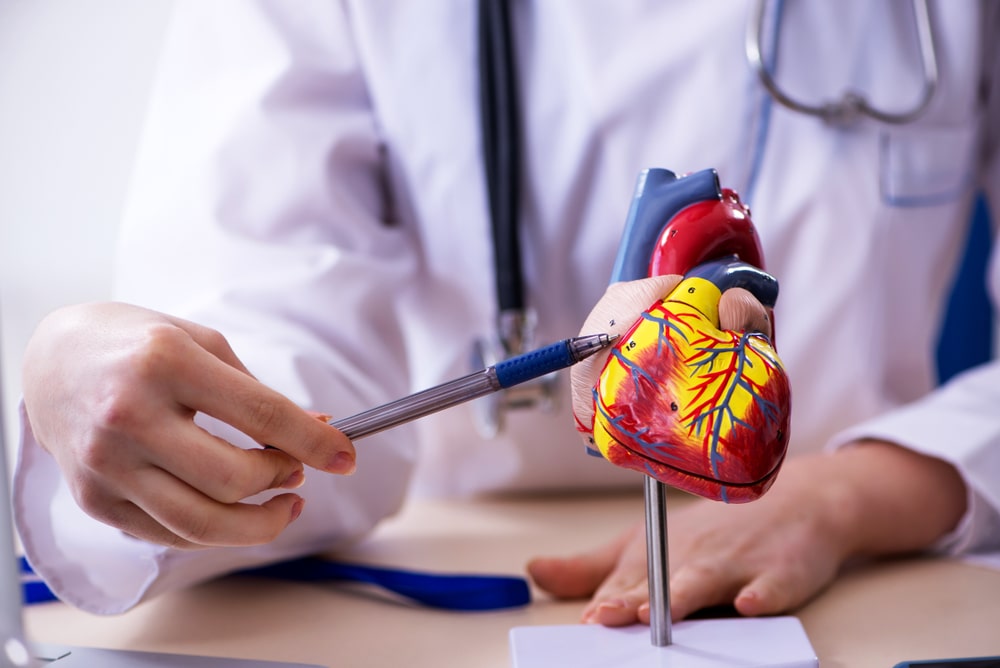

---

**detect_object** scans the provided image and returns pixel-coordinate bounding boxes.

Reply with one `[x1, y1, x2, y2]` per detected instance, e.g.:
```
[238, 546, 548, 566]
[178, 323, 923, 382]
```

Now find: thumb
[718, 287, 773, 338]
[571, 275, 682, 441]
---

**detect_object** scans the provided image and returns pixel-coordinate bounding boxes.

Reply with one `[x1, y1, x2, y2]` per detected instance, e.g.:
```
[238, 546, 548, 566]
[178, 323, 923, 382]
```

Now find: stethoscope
[471, 0, 547, 437]
[472, 0, 941, 437]
[746, 0, 940, 125]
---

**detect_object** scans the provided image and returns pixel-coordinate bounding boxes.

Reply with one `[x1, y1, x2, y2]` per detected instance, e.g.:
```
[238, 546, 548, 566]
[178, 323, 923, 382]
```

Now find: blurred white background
[0, 1, 174, 454]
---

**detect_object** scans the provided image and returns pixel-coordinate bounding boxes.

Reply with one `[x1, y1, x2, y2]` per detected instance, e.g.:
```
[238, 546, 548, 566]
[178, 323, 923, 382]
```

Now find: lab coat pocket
[879, 121, 979, 207]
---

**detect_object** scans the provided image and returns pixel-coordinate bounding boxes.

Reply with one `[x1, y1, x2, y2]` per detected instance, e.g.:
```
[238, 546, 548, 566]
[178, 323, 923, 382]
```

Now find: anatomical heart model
[587, 169, 791, 503]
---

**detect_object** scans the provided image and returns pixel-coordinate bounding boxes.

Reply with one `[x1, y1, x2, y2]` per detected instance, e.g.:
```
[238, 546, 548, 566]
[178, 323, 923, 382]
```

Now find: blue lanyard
[238, 558, 530, 611]
[19, 557, 530, 612]
[20, 557, 56, 605]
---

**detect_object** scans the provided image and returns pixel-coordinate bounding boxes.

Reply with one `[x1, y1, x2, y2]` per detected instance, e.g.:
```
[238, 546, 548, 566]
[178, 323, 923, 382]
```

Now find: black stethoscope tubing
[478, 0, 525, 318]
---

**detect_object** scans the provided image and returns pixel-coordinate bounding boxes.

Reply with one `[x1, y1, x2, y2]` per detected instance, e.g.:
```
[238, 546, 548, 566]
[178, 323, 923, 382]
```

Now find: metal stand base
[509, 616, 818, 668]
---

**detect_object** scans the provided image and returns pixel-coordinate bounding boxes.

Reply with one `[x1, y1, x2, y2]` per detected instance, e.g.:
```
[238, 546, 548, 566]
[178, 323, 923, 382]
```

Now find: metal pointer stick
[329, 333, 617, 441]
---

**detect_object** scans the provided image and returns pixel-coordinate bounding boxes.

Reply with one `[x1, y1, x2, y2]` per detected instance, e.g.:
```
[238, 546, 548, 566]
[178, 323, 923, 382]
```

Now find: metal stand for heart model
[644, 478, 673, 646]
[509, 168, 819, 667]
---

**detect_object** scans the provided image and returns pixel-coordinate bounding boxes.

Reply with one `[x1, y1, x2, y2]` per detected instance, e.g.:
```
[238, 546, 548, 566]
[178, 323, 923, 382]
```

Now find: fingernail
[289, 498, 305, 523]
[328, 451, 356, 475]
[280, 469, 305, 489]
[735, 589, 762, 614]
[598, 599, 627, 612]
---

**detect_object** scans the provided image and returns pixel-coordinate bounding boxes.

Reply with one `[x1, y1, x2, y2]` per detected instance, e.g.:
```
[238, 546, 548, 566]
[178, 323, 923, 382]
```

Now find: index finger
[159, 321, 357, 474]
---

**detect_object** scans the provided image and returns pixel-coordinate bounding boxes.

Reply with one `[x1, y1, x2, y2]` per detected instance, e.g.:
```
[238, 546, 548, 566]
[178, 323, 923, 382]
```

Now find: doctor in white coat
[15, 0, 1000, 625]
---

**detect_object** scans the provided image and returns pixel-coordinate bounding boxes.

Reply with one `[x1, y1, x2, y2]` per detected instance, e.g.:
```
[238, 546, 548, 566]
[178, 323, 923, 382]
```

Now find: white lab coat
[14, 0, 1000, 614]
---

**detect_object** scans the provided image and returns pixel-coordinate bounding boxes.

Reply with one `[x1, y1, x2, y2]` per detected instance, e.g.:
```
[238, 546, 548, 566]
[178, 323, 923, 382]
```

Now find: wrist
[826, 440, 968, 559]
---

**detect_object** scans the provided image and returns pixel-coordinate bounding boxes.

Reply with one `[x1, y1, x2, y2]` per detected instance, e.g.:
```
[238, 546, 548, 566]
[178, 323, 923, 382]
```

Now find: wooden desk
[23, 492, 1000, 667]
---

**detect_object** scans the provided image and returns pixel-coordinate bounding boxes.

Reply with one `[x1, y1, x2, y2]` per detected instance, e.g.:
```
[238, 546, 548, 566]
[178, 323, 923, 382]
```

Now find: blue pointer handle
[493, 338, 575, 387]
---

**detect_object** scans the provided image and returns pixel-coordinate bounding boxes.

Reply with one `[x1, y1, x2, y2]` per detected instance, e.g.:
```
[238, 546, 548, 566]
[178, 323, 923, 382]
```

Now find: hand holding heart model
[576, 169, 791, 503]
